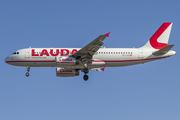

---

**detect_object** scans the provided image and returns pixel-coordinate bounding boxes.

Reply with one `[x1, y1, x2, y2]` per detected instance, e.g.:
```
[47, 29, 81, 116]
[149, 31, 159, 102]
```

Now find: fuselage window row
[32, 51, 133, 55]
[97, 52, 132, 54]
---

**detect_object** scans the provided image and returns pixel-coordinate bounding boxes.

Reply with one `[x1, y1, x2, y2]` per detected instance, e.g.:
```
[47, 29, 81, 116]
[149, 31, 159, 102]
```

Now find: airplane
[5, 22, 176, 81]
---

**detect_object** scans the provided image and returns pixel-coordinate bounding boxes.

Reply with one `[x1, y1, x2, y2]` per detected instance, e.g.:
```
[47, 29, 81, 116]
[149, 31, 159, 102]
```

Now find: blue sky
[0, 0, 180, 120]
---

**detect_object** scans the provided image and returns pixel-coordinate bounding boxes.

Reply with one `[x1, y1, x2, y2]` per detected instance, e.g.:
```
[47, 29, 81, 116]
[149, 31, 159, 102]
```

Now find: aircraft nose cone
[5, 56, 10, 63]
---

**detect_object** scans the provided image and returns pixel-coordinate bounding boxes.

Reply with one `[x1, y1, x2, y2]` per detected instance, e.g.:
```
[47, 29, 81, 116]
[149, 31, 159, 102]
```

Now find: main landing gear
[83, 67, 89, 81]
[25, 66, 30, 77]
[83, 75, 88, 81]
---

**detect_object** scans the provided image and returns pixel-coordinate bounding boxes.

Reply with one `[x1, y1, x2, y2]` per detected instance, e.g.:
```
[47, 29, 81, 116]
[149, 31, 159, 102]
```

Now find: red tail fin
[142, 22, 172, 49]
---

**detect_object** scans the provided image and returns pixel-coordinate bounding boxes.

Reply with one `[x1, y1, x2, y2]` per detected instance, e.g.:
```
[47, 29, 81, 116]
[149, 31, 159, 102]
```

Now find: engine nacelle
[55, 56, 76, 66]
[56, 67, 79, 77]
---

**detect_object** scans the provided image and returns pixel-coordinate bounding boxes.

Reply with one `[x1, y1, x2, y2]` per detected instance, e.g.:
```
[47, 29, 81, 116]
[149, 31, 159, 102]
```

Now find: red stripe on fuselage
[103, 56, 168, 62]
[5, 60, 56, 63]
[5, 56, 169, 63]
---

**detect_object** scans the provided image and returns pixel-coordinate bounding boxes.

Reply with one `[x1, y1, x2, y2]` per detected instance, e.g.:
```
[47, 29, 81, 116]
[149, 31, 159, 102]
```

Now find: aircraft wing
[73, 32, 110, 59]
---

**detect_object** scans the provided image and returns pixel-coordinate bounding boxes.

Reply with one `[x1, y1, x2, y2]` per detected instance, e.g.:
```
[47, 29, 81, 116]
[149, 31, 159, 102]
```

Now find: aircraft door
[138, 49, 143, 59]
[25, 48, 30, 58]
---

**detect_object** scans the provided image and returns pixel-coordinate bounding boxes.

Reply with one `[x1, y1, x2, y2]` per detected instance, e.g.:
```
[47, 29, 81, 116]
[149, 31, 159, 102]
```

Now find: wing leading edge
[73, 32, 110, 59]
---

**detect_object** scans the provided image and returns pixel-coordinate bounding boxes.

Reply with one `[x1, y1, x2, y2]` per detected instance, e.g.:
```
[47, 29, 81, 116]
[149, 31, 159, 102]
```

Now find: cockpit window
[11, 52, 19, 55]
[12, 52, 16, 55]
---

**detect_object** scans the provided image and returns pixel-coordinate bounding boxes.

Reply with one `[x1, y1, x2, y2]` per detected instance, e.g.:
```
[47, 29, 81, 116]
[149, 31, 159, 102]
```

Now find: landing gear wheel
[83, 68, 89, 74]
[83, 75, 89, 81]
[25, 72, 29, 77]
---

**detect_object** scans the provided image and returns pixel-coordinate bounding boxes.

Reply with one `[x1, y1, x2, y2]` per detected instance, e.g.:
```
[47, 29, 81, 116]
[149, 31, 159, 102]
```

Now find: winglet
[105, 32, 110, 37]
[101, 67, 105, 71]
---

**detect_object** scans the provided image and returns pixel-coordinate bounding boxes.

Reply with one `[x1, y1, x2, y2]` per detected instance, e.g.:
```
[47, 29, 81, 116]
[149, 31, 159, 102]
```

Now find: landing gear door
[25, 48, 30, 58]
[138, 49, 143, 59]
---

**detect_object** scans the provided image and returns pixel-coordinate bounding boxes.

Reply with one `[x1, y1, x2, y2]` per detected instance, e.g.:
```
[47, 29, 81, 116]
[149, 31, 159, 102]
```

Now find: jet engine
[56, 67, 79, 77]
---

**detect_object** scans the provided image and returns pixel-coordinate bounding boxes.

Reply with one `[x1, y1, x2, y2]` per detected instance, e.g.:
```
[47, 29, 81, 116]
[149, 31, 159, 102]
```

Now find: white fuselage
[4, 23, 176, 80]
[5, 47, 176, 69]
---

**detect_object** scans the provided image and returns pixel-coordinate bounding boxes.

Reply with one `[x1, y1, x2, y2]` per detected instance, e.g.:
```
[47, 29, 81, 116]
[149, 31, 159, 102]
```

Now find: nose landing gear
[25, 72, 29, 77]
[25, 66, 30, 77]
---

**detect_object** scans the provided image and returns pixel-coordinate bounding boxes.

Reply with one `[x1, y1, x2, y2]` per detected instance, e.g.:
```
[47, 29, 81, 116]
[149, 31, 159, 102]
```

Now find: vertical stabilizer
[142, 22, 172, 49]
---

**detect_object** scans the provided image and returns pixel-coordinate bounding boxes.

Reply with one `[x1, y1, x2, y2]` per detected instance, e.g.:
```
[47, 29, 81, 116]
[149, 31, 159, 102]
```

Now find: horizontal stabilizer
[153, 44, 174, 55]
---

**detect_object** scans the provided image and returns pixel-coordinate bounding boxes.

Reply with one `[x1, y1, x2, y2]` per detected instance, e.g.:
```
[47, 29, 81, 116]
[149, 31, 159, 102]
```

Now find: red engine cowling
[55, 56, 76, 66]
[56, 67, 79, 77]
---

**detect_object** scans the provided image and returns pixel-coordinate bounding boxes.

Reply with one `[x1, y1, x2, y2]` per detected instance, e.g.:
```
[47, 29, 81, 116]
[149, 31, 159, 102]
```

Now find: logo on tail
[142, 22, 172, 49]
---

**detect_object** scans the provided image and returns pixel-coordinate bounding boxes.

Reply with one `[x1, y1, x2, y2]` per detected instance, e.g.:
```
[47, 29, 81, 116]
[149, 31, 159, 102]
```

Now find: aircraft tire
[26, 72, 29, 77]
[84, 68, 89, 74]
[83, 75, 88, 81]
